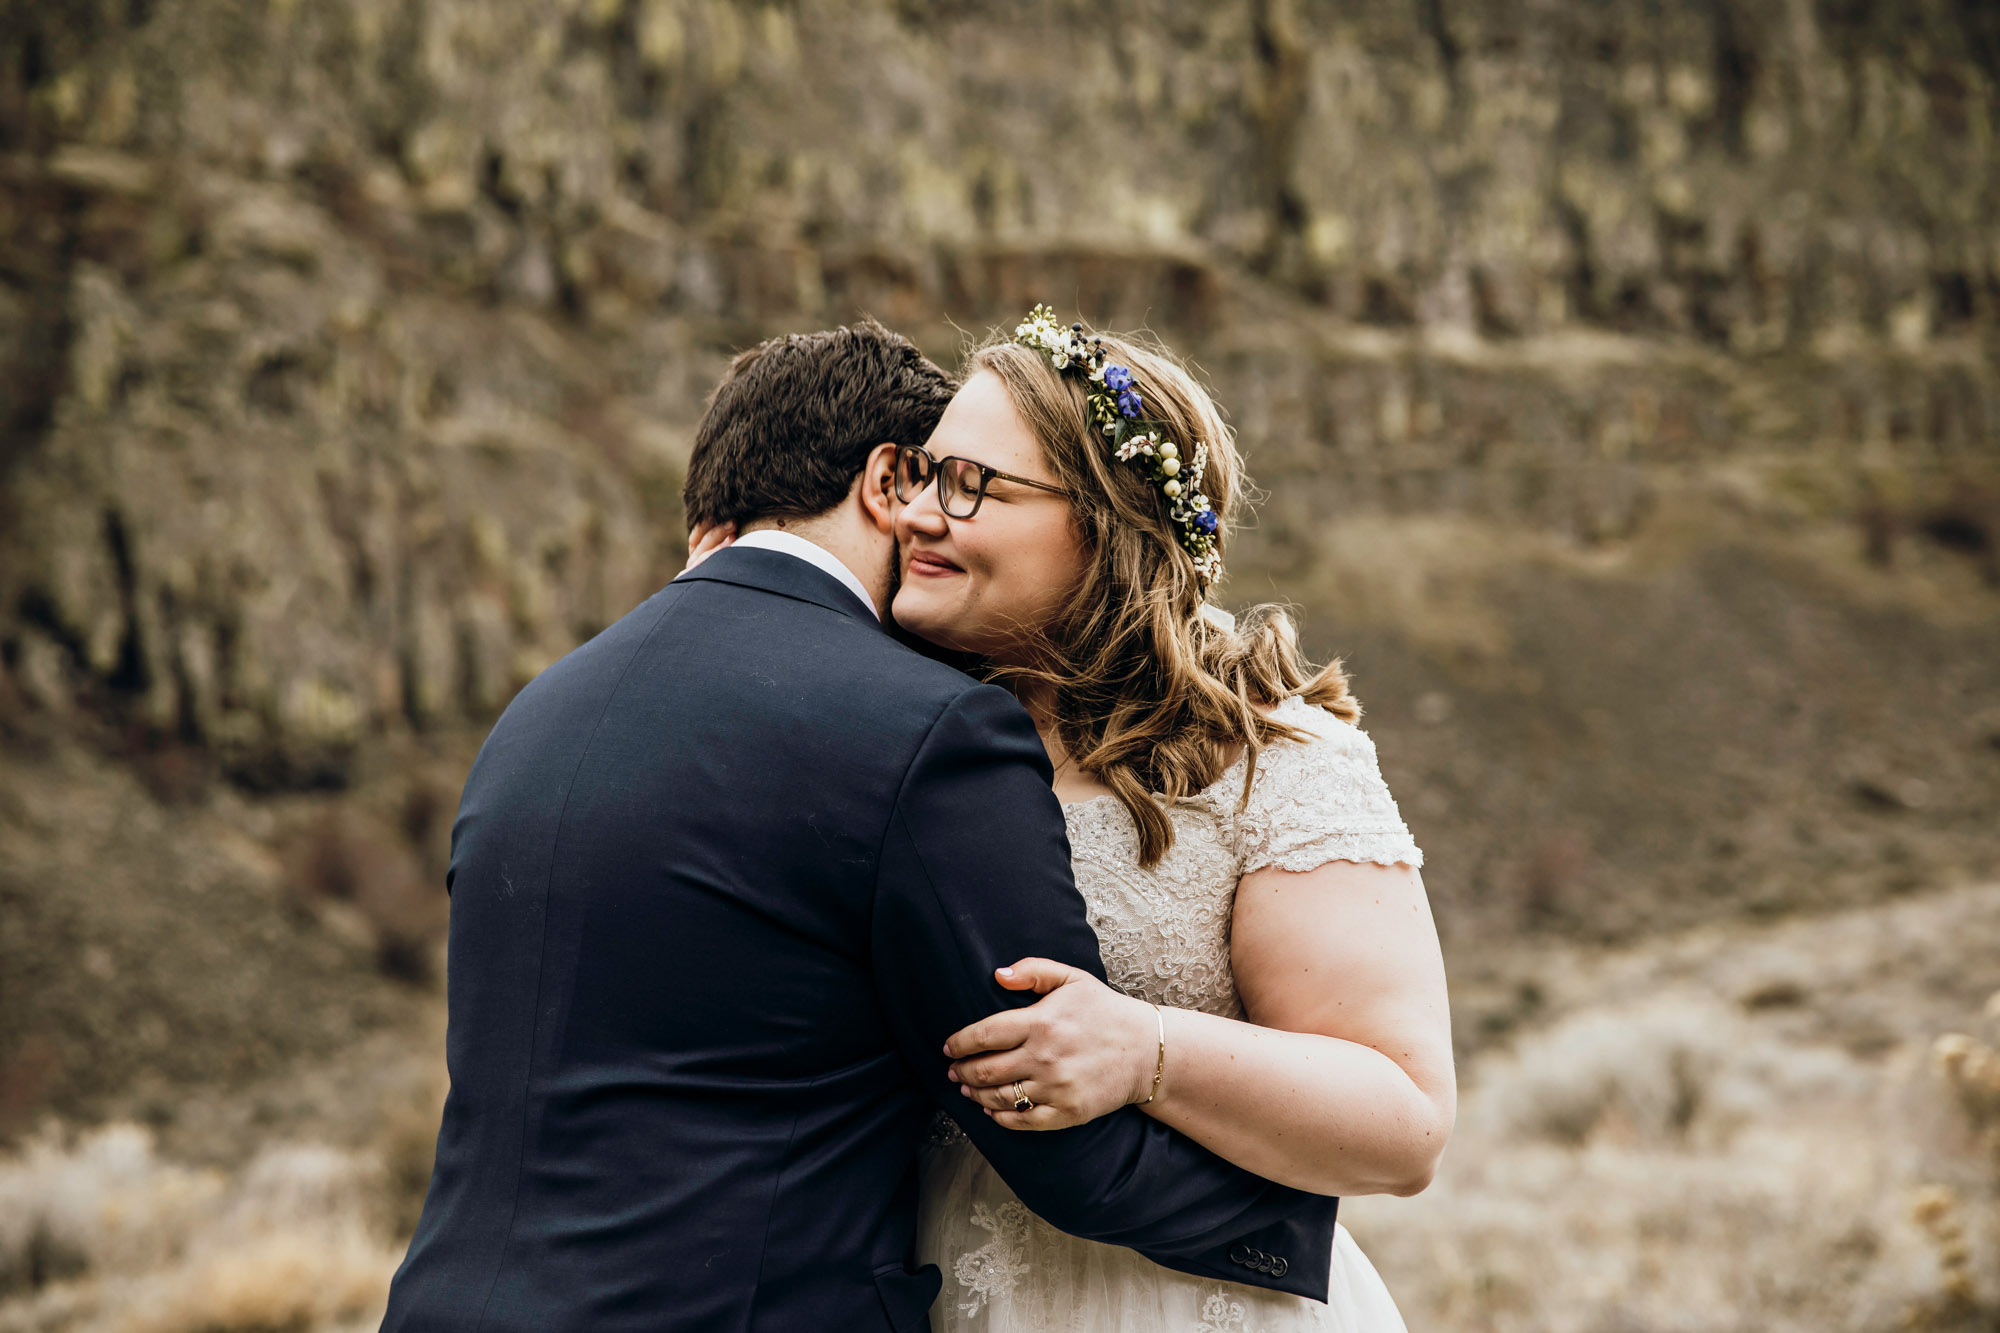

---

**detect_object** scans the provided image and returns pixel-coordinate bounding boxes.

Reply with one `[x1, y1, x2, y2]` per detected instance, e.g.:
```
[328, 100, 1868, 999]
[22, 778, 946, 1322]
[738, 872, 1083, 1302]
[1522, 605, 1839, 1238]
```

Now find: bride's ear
[859, 442, 899, 536]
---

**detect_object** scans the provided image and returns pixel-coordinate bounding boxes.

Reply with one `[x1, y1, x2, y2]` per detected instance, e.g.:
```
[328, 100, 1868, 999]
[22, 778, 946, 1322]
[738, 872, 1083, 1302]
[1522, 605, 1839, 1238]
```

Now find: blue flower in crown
[1010, 305, 1225, 584]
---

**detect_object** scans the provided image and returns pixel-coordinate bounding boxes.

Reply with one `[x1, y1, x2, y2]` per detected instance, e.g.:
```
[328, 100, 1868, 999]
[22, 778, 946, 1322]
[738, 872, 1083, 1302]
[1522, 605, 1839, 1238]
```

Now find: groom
[380, 320, 1338, 1332]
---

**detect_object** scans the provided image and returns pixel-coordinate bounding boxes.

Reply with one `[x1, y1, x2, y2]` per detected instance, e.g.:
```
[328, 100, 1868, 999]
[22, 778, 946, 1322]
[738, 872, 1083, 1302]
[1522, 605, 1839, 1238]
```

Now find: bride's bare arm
[943, 859, 1454, 1198]
[1161, 859, 1453, 1195]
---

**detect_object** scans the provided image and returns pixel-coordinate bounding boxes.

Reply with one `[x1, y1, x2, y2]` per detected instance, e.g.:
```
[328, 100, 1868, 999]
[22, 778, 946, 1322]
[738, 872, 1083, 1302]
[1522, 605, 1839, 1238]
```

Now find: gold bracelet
[1139, 1004, 1167, 1105]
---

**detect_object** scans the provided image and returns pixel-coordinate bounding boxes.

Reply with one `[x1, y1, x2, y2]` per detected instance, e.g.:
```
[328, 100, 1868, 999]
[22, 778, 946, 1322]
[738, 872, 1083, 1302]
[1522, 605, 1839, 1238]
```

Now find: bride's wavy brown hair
[969, 326, 1358, 868]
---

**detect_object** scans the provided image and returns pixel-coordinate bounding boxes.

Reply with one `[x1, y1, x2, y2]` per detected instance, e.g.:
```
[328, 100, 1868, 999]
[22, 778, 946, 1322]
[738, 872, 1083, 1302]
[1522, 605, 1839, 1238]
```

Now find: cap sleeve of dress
[1236, 696, 1424, 874]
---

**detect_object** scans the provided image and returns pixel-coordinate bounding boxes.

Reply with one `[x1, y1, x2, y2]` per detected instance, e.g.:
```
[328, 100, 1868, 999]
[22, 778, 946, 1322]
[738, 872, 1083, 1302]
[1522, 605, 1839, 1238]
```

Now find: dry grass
[0, 1126, 224, 1295]
[1344, 883, 2000, 1333]
[1350, 1013, 1939, 1331]
[1477, 994, 1867, 1150]
[0, 1127, 401, 1333]
[4, 885, 1995, 1332]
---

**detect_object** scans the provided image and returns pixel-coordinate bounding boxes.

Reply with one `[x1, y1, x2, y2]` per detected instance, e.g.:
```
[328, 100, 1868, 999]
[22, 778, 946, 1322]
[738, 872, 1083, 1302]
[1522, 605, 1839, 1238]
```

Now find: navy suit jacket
[381, 546, 1339, 1332]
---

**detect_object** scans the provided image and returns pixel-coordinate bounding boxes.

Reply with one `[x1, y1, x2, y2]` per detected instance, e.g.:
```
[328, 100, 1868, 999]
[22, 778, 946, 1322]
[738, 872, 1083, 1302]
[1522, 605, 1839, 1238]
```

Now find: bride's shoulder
[1232, 694, 1424, 873]
[1202, 695, 1372, 796]
[1260, 694, 1379, 762]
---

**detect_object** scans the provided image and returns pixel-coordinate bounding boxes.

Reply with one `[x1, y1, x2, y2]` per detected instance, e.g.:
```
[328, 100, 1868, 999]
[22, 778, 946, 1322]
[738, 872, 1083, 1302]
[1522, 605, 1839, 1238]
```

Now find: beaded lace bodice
[1066, 695, 1423, 1019]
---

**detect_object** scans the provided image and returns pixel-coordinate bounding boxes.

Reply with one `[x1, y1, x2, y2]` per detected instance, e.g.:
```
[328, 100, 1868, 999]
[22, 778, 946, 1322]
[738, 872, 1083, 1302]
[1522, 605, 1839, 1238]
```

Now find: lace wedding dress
[917, 695, 1424, 1333]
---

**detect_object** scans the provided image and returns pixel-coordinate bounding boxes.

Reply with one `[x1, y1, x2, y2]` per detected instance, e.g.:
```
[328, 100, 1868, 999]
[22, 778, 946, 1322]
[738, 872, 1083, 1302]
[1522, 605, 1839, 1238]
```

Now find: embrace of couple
[380, 310, 1455, 1333]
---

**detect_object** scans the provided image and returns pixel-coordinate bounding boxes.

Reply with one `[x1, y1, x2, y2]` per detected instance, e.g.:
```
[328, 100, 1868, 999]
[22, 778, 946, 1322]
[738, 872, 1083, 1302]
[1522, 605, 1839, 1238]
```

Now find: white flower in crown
[1015, 305, 1069, 354]
[1115, 431, 1161, 462]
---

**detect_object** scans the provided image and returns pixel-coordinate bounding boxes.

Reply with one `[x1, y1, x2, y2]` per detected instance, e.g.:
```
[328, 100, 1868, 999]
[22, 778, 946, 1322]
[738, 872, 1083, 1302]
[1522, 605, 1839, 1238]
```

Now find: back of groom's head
[682, 319, 956, 529]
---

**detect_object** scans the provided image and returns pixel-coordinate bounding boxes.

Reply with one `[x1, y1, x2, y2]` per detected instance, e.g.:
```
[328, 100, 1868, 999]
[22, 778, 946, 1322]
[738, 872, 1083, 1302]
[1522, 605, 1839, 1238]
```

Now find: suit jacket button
[1229, 1245, 1252, 1266]
[1272, 1257, 1289, 1277]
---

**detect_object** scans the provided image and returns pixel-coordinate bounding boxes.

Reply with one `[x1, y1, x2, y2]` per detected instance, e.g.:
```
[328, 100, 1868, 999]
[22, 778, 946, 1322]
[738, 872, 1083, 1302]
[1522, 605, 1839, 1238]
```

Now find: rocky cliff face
[1, 0, 1996, 1117]
[4, 0, 1994, 752]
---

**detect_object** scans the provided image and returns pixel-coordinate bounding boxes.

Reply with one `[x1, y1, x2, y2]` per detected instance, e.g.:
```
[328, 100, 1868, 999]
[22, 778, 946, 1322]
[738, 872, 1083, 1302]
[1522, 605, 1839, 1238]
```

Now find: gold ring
[1012, 1081, 1034, 1112]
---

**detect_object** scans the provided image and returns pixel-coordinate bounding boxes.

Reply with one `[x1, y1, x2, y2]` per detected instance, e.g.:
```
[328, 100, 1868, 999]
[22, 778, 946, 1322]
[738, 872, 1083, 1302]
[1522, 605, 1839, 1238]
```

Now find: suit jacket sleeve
[870, 684, 1339, 1300]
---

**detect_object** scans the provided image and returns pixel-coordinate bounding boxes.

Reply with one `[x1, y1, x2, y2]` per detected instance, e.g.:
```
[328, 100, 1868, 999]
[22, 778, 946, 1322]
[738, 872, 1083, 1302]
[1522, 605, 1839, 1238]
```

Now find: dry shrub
[0, 1127, 400, 1333]
[1480, 1001, 1725, 1144]
[0, 1126, 223, 1296]
[0, 1040, 63, 1141]
[1510, 830, 1596, 929]
[1932, 996, 2000, 1128]
[123, 741, 211, 808]
[396, 775, 458, 884]
[1478, 996, 1862, 1148]
[112, 1223, 391, 1333]
[368, 1065, 449, 1238]
[1916, 482, 2000, 585]
[1905, 991, 2000, 1329]
[286, 807, 445, 986]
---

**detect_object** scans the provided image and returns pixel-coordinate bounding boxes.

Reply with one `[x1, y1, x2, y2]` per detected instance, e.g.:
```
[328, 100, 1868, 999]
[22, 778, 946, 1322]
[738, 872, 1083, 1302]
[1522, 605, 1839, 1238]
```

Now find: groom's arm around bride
[379, 321, 1335, 1333]
[869, 672, 1337, 1262]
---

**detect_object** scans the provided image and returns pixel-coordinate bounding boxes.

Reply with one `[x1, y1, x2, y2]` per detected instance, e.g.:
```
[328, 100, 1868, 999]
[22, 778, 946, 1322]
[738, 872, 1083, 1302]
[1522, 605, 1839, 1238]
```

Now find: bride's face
[891, 370, 1087, 662]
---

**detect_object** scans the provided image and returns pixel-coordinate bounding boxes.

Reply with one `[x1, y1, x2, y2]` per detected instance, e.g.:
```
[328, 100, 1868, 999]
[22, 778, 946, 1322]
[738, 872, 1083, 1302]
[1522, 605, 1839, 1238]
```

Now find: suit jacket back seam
[470, 591, 689, 1333]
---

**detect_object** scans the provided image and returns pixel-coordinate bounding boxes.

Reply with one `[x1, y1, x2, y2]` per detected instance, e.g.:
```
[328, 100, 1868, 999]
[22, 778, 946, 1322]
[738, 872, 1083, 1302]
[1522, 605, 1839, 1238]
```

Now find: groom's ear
[858, 442, 899, 536]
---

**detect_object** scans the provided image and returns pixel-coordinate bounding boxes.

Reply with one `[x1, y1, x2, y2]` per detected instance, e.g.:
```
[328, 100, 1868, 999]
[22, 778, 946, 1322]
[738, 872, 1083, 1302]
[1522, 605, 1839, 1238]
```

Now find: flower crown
[1012, 305, 1222, 583]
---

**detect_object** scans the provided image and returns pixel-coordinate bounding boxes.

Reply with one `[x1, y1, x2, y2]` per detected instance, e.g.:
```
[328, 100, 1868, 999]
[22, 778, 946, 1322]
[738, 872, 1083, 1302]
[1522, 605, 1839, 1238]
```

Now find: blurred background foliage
[0, 1, 1996, 1328]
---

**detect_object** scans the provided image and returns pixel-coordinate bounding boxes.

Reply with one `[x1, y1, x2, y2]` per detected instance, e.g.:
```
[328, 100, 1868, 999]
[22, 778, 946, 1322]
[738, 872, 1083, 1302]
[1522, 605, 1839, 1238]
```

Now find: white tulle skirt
[917, 1136, 1408, 1333]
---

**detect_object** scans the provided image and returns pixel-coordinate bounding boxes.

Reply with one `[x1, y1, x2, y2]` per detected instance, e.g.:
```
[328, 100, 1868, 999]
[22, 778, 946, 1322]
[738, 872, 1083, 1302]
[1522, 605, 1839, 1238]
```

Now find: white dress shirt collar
[728, 529, 881, 621]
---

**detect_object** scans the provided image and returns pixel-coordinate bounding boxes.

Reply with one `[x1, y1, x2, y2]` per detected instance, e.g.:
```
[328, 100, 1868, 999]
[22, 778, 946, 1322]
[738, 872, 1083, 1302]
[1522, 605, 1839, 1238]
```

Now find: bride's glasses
[893, 445, 1066, 520]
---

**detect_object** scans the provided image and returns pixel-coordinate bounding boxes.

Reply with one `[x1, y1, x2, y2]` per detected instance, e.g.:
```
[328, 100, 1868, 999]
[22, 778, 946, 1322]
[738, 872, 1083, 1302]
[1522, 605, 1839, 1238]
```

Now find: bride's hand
[682, 520, 737, 572]
[943, 959, 1159, 1131]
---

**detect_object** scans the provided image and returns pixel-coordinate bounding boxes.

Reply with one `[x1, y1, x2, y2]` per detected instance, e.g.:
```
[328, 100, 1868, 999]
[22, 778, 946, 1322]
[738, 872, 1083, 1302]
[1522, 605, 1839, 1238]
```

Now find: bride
[885, 309, 1455, 1332]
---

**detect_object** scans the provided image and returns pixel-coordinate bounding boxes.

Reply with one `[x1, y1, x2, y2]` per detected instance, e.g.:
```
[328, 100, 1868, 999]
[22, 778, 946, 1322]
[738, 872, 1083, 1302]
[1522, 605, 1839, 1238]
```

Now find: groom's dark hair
[682, 319, 957, 528]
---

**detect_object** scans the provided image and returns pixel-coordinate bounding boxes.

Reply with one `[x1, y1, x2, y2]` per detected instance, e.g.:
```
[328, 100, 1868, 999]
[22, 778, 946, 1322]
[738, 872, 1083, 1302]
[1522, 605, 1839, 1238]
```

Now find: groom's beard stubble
[882, 543, 903, 625]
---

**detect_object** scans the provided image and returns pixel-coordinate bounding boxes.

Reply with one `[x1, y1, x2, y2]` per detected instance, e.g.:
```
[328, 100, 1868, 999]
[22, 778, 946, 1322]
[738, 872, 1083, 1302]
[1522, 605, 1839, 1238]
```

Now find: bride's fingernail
[997, 967, 1014, 978]
[947, 1069, 960, 1083]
